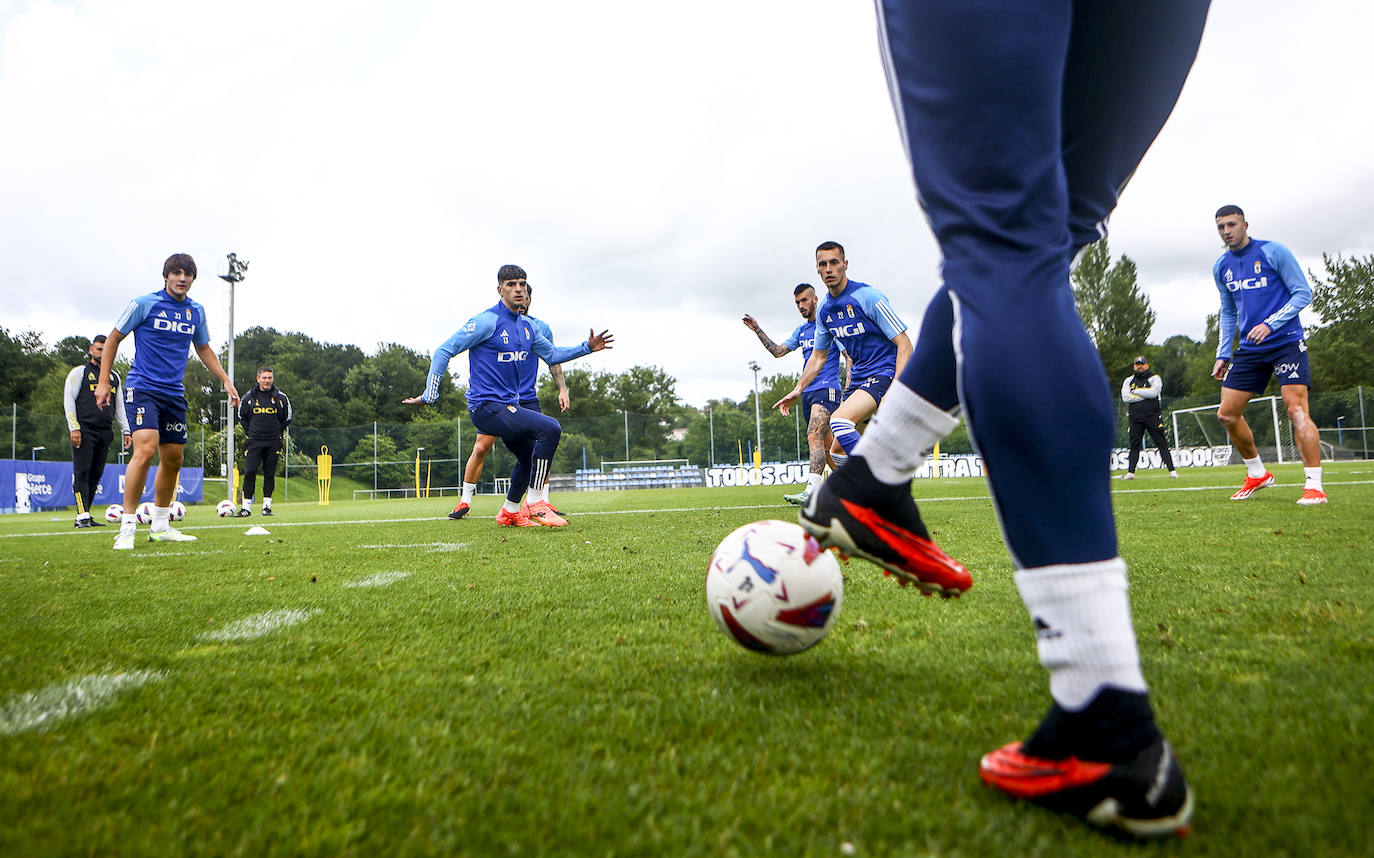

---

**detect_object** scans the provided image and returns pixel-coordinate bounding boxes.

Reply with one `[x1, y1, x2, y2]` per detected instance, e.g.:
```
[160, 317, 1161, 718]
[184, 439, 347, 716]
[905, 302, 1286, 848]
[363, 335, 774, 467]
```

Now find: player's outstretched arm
[742, 314, 789, 358]
[93, 329, 125, 409]
[774, 347, 828, 416]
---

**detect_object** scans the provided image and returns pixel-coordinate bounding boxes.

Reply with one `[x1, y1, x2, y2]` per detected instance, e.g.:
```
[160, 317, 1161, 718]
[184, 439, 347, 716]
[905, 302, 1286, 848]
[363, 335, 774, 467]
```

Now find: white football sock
[854, 383, 960, 485]
[242, 497, 254, 510]
[121, 513, 138, 530]
[1243, 455, 1266, 479]
[151, 505, 170, 532]
[262, 497, 272, 510]
[502, 500, 521, 514]
[1015, 558, 1148, 711]
[1304, 467, 1323, 491]
[805, 472, 823, 493]
[461, 482, 476, 504]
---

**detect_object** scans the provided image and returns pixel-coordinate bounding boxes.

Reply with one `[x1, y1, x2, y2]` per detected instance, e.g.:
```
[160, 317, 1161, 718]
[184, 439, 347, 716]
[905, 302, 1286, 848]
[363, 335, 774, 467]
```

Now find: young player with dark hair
[405, 265, 612, 527]
[773, 243, 911, 474]
[1211, 204, 1326, 504]
[796, 1, 1210, 838]
[450, 281, 571, 520]
[742, 283, 845, 505]
[96, 253, 240, 549]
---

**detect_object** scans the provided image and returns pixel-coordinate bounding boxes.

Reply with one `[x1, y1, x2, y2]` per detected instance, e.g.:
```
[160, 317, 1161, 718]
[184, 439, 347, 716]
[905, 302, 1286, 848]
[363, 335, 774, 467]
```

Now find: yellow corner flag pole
[231, 464, 240, 503]
[317, 446, 332, 506]
[425, 459, 432, 499]
[931, 442, 940, 478]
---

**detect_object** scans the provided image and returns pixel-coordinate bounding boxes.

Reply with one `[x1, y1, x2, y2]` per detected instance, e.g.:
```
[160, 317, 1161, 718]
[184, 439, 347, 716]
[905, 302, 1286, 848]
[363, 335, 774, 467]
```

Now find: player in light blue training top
[1211, 204, 1326, 505]
[774, 242, 911, 472]
[743, 282, 847, 505]
[404, 264, 612, 528]
[449, 281, 573, 521]
[95, 253, 240, 550]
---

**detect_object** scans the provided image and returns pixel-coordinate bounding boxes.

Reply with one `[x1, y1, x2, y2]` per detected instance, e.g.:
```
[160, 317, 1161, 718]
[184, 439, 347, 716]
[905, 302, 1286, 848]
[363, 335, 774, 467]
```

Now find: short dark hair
[793, 283, 815, 297]
[92, 334, 107, 344]
[815, 241, 846, 258]
[1215, 204, 1244, 219]
[163, 253, 197, 279]
[257, 366, 274, 375]
[497, 264, 527, 282]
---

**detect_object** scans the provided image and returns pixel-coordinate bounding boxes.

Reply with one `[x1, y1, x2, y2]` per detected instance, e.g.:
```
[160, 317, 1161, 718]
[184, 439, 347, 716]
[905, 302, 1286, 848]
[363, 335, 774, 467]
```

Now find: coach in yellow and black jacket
[236, 366, 292, 516]
[64, 335, 133, 526]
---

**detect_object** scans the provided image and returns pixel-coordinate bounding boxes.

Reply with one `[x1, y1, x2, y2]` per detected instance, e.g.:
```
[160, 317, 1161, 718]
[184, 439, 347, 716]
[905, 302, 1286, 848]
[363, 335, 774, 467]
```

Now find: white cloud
[2, 0, 1371, 407]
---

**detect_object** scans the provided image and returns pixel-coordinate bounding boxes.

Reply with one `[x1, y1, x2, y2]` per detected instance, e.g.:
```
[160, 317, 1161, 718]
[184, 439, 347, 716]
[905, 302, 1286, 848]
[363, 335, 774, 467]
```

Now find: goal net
[1170, 395, 1295, 464]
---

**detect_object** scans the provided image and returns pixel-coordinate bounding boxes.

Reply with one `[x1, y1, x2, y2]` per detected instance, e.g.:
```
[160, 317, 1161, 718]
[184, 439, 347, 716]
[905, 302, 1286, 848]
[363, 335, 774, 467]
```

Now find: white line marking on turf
[343, 570, 413, 588]
[0, 670, 166, 735]
[356, 542, 469, 552]
[5, 477, 1373, 539]
[199, 608, 320, 642]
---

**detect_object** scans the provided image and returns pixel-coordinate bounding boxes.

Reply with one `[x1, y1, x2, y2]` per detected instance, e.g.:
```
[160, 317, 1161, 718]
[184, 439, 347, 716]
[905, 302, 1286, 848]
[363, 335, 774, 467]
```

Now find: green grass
[1, 463, 1371, 857]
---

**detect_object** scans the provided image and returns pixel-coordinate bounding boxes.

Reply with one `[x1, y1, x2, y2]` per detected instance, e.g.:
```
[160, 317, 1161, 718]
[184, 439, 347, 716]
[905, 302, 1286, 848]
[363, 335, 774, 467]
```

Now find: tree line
[3, 248, 1371, 477]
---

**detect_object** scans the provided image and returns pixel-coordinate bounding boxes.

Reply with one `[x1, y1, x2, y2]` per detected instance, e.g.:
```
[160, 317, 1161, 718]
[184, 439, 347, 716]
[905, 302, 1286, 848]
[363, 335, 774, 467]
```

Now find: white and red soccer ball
[216, 499, 237, 518]
[705, 520, 843, 655]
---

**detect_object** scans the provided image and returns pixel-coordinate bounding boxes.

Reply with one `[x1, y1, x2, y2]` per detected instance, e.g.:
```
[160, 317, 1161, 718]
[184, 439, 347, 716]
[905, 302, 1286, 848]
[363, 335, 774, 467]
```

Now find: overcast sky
[4, 0, 1372, 409]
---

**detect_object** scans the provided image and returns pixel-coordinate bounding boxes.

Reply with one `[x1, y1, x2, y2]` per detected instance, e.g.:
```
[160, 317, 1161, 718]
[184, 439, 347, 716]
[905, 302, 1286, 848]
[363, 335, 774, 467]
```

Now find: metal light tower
[218, 253, 249, 491]
[748, 361, 762, 467]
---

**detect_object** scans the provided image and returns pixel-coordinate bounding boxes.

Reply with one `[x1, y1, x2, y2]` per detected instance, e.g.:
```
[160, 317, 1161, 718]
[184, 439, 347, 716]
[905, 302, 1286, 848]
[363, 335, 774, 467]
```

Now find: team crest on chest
[1254, 261, 1262, 274]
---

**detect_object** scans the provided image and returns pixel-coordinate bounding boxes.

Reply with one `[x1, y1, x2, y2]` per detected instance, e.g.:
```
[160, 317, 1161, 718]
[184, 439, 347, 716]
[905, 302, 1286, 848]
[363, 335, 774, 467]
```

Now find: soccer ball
[217, 499, 237, 518]
[705, 520, 844, 655]
[135, 502, 155, 525]
[169, 500, 187, 521]
[104, 503, 124, 523]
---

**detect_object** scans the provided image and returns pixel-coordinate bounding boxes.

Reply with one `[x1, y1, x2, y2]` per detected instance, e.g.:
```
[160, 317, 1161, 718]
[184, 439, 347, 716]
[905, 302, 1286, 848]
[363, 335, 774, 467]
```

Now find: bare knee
[1217, 409, 1241, 430]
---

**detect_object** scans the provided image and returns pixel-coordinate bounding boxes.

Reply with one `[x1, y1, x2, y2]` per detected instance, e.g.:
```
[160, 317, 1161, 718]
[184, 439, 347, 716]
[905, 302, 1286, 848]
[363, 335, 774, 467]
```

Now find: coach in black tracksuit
[64, 336, 132, 527]
[1120, 356, 1177, 479]
[237, 367, 292, 516]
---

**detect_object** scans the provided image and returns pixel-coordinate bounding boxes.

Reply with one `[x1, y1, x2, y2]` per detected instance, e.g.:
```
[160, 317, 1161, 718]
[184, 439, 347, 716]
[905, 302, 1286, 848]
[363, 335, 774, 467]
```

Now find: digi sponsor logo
[496, 351, 529, 363]
[829, 322, 867, 338]
[1225, 274, 1268, 292]
[152, 317, 196, 335]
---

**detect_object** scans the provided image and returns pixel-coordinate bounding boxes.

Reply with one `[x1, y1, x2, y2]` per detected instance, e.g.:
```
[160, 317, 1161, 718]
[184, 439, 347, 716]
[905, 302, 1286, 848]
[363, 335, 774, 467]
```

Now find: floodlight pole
[748, 361, 762, 465]
[218, 253, 249, 494]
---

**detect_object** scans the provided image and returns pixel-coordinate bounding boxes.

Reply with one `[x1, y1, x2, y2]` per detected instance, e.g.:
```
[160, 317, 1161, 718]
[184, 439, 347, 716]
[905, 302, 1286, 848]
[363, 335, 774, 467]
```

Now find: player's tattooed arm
[551, 363, 570, 412]
[741, 314, 788, 357]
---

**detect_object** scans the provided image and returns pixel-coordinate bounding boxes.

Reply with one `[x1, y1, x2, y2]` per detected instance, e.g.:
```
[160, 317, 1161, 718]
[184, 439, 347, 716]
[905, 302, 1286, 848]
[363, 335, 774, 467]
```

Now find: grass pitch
[1, 463, 1371, 857]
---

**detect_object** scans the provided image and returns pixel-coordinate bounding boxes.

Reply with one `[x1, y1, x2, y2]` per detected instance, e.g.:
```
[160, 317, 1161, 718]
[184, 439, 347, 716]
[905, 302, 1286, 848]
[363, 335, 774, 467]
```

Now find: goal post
[1170, 394, 1289, 464]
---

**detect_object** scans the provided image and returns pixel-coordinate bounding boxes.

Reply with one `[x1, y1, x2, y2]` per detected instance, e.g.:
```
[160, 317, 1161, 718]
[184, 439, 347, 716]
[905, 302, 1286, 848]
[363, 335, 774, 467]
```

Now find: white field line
[343, 570, 413, 588]
[356, 542, 469, 552]
[199, 608, 320, 642]
[0, 670, 166, 735]
[6, 478, 1374, 540]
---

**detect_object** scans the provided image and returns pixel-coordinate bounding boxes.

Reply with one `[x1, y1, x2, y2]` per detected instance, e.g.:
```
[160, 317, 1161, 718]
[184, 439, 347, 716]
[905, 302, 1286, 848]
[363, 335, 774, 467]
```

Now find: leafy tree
[1306, 253, 1374, 390]
[1072, 240, 1157, 381]
[344, 432, 411, 489]
[342, 343, 436, 424]
[0, 327, 55, 409]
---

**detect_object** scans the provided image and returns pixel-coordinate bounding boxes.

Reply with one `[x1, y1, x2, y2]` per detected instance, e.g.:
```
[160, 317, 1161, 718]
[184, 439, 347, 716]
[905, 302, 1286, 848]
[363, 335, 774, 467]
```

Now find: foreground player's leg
[148, 443, 196, 542]
[870, 0, 1206, 837]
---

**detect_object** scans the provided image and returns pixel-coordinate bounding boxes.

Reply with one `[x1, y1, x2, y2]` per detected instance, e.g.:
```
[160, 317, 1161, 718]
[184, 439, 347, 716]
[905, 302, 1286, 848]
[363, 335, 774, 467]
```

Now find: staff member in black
[237, 366, 292, 516]
[1120, 355, 1178, 480]
[64, 335, 132, 526]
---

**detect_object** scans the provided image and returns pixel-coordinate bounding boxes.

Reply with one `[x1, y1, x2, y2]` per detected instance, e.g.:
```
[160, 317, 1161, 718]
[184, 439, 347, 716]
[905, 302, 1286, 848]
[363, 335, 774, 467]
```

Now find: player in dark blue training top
[775, 242, 910, 473]
[1211, 204, 1326, 505]
[742, 282, 846, 506]
[449, 281, 572, 521]
[796, 0, 1210, 839]
[404, 264, 612, 527]
[96, 253, 240, 550]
